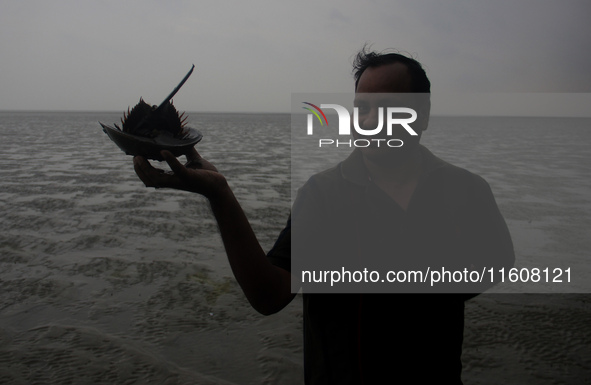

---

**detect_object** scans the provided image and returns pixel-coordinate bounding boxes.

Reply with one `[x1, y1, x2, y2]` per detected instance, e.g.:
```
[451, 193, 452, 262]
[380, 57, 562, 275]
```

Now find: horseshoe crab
[100, 64, 202, 161]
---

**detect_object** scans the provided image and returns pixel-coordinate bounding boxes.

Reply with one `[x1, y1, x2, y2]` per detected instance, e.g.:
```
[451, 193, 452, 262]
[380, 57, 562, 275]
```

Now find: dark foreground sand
[0, 256, 589, 385]
[462, 294, 591, 385]
[1, 113, 589, 383]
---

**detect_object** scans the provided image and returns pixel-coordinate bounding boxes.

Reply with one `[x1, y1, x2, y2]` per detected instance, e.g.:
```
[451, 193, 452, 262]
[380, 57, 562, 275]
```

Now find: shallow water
[0, 111, 589, 383]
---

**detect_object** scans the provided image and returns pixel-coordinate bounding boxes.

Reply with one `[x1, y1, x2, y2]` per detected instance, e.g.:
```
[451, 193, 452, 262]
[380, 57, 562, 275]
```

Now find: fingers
[134, 151, 205, 192]
[185, 147, 201, 162]
[133, 156, 158, 187]
[184, 147, 207, 169]
[161, 150, 190, 180]
[133, 155, 176, 189]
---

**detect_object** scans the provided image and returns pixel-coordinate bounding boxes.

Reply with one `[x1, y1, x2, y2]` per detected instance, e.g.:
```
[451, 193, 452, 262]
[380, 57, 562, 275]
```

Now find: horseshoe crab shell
[100, 65, 202, 161]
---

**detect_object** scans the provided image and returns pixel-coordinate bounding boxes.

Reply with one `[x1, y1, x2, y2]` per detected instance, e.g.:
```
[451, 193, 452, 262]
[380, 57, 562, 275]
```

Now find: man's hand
[133, 148, 228, 200]
[132, 147, 294, 314]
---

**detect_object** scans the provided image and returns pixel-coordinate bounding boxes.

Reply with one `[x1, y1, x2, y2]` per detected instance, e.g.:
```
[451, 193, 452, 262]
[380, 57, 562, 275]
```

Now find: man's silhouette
[133, 48, 514, 384]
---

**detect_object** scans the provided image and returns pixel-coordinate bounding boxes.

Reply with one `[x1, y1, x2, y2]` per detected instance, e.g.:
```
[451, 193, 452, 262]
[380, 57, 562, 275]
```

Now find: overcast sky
[1, 0, 590, 113]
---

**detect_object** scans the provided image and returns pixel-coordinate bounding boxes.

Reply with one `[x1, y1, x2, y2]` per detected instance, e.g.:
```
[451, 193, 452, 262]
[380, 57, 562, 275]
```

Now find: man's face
[353, 63, 428, 163]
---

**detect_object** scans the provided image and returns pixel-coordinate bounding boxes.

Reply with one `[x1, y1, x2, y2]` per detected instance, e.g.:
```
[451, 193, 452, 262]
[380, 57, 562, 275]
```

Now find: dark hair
[352, 47, 431, 93]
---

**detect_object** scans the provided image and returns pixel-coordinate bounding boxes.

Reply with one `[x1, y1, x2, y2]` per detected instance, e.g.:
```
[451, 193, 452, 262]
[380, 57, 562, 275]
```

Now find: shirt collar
[340, 145, 447, 186]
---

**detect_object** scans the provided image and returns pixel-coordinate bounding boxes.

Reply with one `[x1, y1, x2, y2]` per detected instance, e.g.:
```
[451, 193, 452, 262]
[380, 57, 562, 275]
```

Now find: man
[133, 49, 514, 384]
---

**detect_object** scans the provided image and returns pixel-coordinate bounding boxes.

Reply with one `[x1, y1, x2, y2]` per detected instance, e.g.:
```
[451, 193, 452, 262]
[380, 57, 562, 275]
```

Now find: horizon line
[1, 109, 590, 118]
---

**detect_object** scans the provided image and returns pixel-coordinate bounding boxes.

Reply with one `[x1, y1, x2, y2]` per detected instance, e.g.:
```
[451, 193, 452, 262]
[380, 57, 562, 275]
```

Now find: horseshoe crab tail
[156, 64, 195, 112]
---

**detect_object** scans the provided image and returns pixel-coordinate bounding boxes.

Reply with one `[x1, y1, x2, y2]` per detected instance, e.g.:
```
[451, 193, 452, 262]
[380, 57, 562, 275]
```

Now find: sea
[0, 111, 590, 384]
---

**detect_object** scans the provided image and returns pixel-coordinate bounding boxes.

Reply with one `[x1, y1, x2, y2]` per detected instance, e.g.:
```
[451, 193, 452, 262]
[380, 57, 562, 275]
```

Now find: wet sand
[1, 269, 590, 384]
[1, 112, 590, 383]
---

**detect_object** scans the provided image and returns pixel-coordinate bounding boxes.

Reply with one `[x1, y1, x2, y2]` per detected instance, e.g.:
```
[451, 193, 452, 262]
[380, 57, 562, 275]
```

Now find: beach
[0, 111, 589, 384]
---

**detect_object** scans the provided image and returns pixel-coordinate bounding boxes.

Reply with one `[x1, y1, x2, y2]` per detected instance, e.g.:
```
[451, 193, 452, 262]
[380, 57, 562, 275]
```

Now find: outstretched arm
[133, 149, 295, 315]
